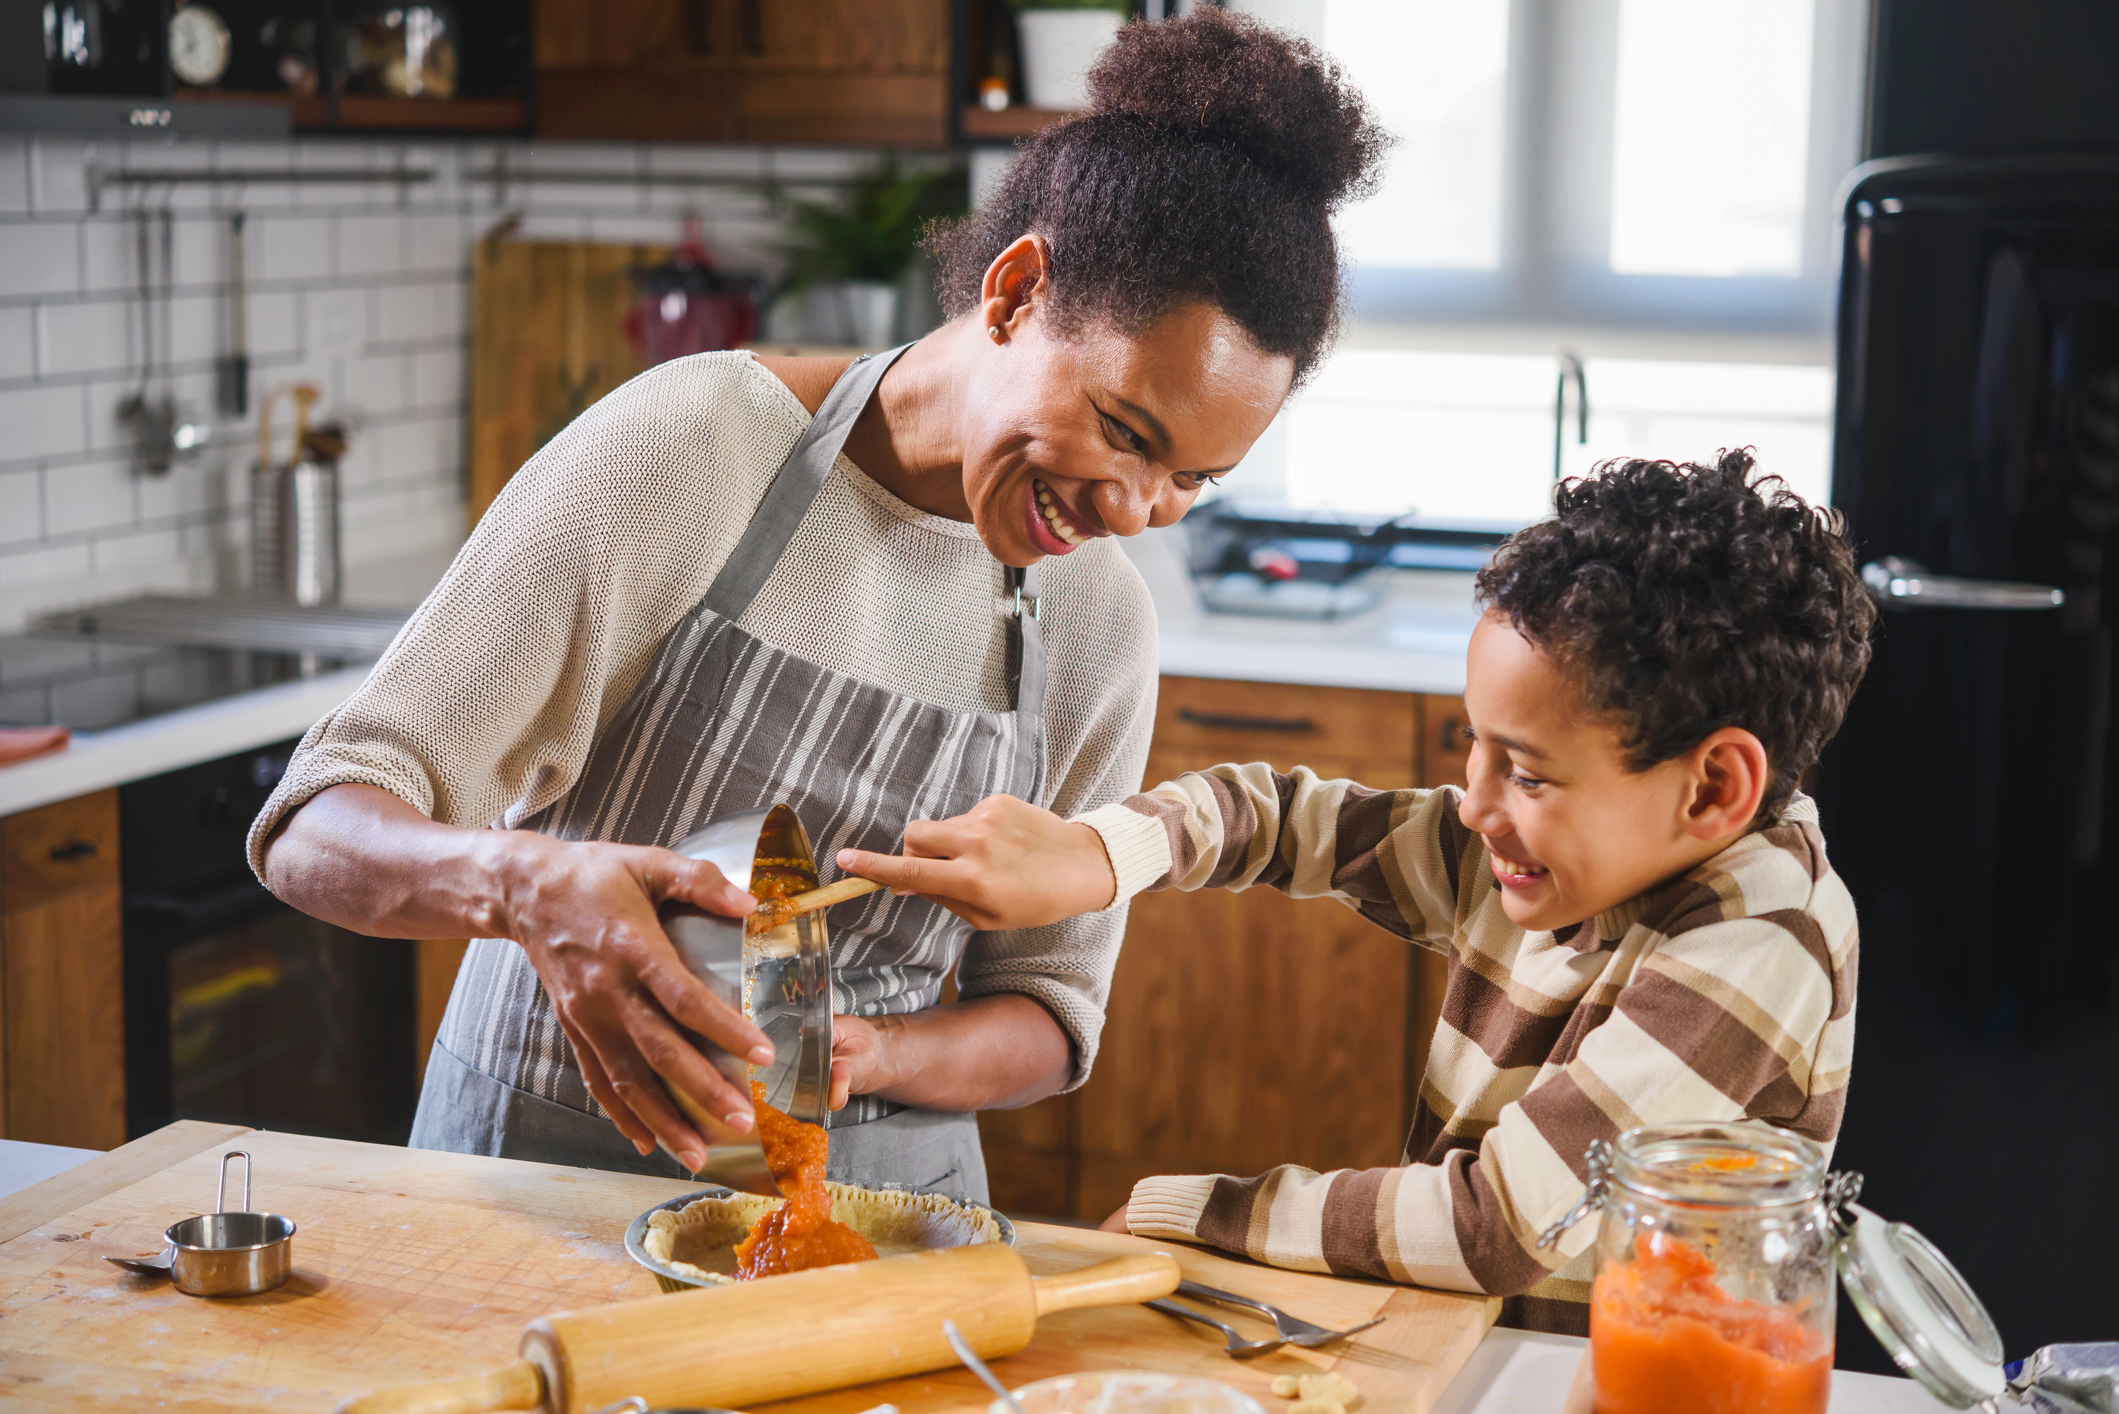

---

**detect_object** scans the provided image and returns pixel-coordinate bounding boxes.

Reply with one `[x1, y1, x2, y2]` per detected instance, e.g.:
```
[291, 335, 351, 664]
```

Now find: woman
[252, 11, 1387, 1199]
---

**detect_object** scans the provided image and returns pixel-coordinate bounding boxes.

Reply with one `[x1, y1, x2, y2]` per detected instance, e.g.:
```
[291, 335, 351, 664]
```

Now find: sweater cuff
[1072, 802, 1172, 907]
[1126, 1174, 1218, 1240]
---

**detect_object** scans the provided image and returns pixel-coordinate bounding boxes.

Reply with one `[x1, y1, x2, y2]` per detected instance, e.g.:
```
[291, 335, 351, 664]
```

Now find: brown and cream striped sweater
[1075, 765, 1858, 1333]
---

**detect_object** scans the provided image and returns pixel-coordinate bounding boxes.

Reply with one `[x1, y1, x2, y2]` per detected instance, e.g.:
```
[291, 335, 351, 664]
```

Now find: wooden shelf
[332, 96, 530, 133]
[172, 88, 322, 128]
[960, 104, 1077, 141]
[172, 89, 526, 134]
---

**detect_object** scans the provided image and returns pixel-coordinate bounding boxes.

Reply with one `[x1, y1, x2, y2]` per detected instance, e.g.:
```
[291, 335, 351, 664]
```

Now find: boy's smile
[1457, 612, 1765, 933]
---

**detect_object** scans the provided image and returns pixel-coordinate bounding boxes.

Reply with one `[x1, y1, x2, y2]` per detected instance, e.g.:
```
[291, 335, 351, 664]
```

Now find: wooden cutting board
[0, 1123, 1498, 1412]
[468, 238, 666, 530]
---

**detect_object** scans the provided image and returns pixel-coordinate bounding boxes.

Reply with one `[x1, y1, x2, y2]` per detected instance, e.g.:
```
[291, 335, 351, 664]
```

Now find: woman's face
[957, 248, 1295, 568]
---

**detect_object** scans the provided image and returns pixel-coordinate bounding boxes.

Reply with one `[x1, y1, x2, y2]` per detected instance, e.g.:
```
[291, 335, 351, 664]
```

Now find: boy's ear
[1683, 727, 1770, 839]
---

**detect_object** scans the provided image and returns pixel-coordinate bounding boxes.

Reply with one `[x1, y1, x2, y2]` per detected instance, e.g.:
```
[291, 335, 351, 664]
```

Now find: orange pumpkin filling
[1591, 1235, 1831, 1414]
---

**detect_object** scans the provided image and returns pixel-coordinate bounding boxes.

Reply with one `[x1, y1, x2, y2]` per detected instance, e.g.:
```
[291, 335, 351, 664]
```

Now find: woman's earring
[987, 324, 1005, 343]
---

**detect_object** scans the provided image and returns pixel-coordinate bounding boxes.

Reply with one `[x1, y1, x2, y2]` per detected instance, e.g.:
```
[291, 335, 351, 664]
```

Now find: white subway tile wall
[0, 134, 862, 633]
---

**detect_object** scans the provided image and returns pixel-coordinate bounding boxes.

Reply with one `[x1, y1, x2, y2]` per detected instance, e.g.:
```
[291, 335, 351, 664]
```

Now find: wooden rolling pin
[342, 1243, 1180, 1414]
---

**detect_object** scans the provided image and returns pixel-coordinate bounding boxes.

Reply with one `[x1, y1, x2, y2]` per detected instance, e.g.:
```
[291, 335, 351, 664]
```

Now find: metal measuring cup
[106, 1150, 297, 1296]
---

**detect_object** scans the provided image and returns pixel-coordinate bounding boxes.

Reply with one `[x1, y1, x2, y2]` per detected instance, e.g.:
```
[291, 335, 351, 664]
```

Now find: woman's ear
[1682, 727, 1771, 840]
[979, 233, 1051, 339]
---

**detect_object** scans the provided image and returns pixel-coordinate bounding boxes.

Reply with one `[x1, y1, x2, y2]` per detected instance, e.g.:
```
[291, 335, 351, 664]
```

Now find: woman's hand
[834, 794, 1116, 931]
[823, 995, 1073, 1113]
[262, 784, 774, 1175]
[491, 830, 776, 1168]
[827, 1013, 885, 1112]
[1099, 1202, 1131, 1234]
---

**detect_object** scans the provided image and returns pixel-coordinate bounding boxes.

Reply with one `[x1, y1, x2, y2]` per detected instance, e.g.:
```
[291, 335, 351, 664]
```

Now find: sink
[35, 595, 409, 659]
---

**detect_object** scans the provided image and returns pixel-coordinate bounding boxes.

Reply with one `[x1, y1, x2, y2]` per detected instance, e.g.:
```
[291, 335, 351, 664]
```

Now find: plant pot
[1016, 9, 1123, 111]
[834, 280, 902, 350]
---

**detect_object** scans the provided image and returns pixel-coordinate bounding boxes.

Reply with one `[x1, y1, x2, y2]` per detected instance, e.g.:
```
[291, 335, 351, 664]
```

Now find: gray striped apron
[409, 345, 1044, 1203]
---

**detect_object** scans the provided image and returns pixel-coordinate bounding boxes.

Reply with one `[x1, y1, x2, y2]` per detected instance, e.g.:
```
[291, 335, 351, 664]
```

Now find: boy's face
[1457, 612, 1733, 933]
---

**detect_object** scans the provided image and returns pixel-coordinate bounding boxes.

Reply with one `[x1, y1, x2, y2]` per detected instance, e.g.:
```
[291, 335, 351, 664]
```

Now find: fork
[1145, 1297, 1288, 1357]
[1177, 1280, 1387, 1348]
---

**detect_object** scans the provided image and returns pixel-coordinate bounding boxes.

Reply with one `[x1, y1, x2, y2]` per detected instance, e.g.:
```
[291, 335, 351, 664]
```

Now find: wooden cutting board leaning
[0, 1124, 1499, 1413]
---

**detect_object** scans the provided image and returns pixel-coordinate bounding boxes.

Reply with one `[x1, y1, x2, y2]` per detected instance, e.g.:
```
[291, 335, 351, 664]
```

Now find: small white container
[1016, 8, 1123, 111]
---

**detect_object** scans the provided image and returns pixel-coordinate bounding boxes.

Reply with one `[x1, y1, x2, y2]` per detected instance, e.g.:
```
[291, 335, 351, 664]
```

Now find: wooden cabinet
[0, 791, 127, 1150]
[981, 680, 1475, 1221]
[534, 0, 950, 146]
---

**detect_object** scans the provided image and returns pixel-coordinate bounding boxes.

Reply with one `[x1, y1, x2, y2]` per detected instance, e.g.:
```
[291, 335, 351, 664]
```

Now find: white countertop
[1431, 1327, 1948, 1414]
[0, 547, 458, 817]
[1122, 528, 1478, 695]
[0, 664, 372, 817]
[0, 537, 1468, 816]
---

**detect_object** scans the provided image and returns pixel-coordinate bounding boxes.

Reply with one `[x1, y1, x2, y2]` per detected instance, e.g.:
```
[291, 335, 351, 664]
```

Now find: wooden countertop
[0, 1122, 1498, 1412]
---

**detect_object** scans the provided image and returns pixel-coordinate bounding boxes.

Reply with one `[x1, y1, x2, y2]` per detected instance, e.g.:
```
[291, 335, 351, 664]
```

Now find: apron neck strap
[702, 344, 913, 622]
[705, 342, 1047, 720]
[1007, 563, 1046, 722]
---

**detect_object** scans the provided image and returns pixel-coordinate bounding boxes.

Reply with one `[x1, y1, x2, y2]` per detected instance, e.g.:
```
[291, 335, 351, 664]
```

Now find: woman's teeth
[1035, 480, 1085, 546]
[1492, 855, 1547, 878]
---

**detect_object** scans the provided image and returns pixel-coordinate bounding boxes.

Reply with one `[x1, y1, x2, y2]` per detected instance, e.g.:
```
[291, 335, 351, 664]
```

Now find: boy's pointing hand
[836, 794, 1118, 931]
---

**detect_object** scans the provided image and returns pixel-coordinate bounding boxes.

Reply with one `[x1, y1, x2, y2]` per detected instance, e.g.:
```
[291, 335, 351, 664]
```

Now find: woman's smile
[1026, 478, 1103, 554]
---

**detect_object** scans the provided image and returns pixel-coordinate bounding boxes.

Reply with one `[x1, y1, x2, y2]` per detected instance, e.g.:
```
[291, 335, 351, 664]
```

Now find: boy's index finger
[836, 848, 971, 900]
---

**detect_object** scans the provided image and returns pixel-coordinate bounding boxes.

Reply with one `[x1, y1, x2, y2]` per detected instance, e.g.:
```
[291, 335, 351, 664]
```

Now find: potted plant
[1013, 0, 1127, 111]
[768, 156, 967, 349]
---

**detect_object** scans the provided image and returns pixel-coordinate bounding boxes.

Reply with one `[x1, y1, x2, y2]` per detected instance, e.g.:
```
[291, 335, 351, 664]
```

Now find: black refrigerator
[1818, 152, 2119, 1373]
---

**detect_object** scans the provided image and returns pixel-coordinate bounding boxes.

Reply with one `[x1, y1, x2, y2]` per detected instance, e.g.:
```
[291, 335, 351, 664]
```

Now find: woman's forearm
[261, 783, 524, 940]
[259, 781, 772, 1170]
[857, 994, 1074, 1112]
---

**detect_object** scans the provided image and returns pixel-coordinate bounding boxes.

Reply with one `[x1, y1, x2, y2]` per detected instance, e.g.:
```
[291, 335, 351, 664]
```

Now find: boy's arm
[1127, 907, 1849, 1291]
[836, 766, 1475, 943]
[1074, 764, 1474, 947]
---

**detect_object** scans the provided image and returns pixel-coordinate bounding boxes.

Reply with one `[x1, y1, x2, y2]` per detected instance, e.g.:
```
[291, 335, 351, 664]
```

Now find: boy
[840, 450, 1876, 1333]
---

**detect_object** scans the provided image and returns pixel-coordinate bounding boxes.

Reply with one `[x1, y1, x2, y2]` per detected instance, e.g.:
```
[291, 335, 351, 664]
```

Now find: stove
[0, 594, 407, 732]
[0, 638, 363, 732]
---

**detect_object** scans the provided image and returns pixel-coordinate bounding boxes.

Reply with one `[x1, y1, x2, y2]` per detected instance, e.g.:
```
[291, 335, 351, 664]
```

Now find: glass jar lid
[1835, 1202, 2008, 1407]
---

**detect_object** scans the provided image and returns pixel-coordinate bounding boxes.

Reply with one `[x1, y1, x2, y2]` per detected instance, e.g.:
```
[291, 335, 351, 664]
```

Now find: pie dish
[626, 1183, 1015, 1292]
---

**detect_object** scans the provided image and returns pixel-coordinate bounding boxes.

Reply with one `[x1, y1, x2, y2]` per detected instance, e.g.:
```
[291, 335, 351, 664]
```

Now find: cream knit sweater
[248, 350, 1161, 1078]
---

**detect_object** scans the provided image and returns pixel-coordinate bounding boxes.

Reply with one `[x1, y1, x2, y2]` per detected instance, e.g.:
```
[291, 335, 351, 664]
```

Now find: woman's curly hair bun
[1084, 10, 1387, 210]
[926, 9, 1391, 380]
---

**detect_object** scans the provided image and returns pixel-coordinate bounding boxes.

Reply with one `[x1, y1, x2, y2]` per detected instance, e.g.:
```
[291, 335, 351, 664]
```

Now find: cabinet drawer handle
[740, 0, 764, 55]
[685, 0, 711, 55]
[1177, 708, 1317, 734]
[49, 838, 98, 862]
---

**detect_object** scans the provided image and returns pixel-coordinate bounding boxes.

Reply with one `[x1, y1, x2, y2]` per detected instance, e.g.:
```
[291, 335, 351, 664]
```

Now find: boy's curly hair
[1475, 450, 1876, 828]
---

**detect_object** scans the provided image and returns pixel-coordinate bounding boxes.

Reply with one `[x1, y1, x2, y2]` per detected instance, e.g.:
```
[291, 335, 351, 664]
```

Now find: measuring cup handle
[217, 1150, 252, 1214]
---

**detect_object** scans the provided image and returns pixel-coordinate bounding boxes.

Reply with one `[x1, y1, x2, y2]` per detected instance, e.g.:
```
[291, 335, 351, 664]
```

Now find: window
[1224, 0, 1865, 525]
[1254, 0, 1870, 331]
[1249, 350, 1833, 527]
[1325, 0, 1509, 272]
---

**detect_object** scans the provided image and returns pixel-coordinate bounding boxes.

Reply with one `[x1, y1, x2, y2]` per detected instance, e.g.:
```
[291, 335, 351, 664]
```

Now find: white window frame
[1246, 0, 1872, 341]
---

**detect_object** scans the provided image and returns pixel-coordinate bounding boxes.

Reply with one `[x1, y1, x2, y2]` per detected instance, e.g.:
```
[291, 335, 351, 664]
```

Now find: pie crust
[644, 1181, 1005, 1285]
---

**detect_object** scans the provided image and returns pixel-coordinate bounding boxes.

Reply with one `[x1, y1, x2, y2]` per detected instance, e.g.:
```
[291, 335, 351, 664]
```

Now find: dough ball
[1272, 1376, 1303, 1398]
[1298, 1372, 1362, 1408]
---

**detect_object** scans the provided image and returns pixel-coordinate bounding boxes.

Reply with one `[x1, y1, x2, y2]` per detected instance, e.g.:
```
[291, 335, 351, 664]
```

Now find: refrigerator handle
[1861, 557, 2065, 611]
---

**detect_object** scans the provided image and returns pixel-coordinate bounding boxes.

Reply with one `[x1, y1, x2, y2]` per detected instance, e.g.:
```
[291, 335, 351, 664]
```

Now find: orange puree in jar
[732, 1082, 878, 1280]
[1592, 1234, 1831, 1414]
